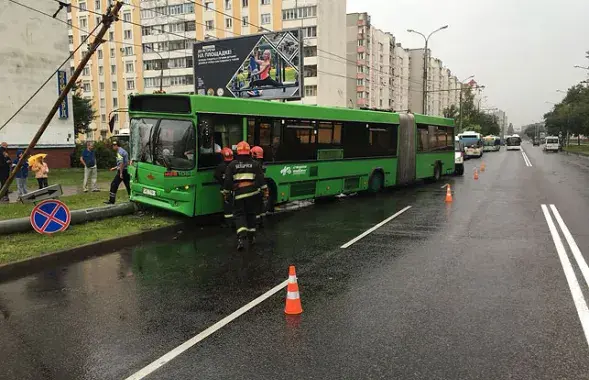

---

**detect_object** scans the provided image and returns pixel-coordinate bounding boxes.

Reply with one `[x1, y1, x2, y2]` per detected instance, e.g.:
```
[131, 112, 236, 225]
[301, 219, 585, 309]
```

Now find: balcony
[356, 73, 365, 79]
[356, 86, 366, 92]
[357, 46, 366, 53]
[357, 98, 367, 106]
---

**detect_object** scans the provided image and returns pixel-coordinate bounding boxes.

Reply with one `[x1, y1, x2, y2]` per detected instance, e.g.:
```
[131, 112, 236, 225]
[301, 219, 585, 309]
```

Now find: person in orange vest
[223, 141, 267, 250]
[251, 146, 267, 227]
[214, 147, 234, 228]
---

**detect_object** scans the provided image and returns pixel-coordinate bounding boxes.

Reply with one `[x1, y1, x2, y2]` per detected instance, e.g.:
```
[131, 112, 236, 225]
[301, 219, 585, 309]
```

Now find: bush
[71, 141, 116, 169]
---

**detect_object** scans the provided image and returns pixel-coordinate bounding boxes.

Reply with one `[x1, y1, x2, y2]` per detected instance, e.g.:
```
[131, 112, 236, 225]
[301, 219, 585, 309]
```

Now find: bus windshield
[130, 118, 196, 170]
[506, 137, 521, 146]
[460, 135, 481, 147]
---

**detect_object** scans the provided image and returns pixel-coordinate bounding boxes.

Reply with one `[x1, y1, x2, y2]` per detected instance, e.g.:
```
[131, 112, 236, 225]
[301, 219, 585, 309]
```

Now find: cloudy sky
[347, 0, 589, 127]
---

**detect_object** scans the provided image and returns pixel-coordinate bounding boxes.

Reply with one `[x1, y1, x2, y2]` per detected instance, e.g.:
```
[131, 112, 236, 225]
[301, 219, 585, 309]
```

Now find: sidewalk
[6, 182, 111, 203]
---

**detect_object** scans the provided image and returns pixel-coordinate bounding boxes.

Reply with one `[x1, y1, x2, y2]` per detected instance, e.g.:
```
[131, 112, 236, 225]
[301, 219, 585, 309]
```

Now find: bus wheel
[433, 163, 442, 182]
[455, 164, 464, 176]
[368, 171, 384, 193]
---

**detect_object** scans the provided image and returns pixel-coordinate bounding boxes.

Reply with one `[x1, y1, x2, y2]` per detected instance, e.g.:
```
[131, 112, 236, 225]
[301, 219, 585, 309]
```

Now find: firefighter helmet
[236, 141, 251, 155]
[221, 147, 233, 162]
[251, 146, 264, 159]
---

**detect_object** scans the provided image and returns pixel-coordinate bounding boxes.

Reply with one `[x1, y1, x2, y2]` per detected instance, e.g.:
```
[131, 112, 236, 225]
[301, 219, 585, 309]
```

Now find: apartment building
[68, 0, 347, 140]
[393, 43, 410, 112]
[1, 0, 74, 168]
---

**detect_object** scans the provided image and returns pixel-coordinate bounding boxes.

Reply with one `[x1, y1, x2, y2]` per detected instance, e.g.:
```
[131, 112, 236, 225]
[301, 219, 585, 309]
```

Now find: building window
[123, 46, 133, 56]
[112, 81, 117, 90]
[100, 98, 105, 108]
[79, 17, 87, 28]
[113, 97, 118, 108]
[303, 26, 317, 38]
[98, 66, 104, 75]
[82, 81, 91, 92]
[225, 18, 232, 28]
[68, 35, 73, 44]
[242, 0, 248, 6]
[261, 0, 270, 5]
[126, 80, 135, 90]
[242, 16, 249, 26]
[97, 49, 103, 59]
[123, 12, 131, 21]
[110, 48, 115, 58]
[101, 114, 106, 122]
[110, 65, 116, 74]
[205, 20, 214, 30]
[79, 1, 87, 11]
[304, 85, 317, 97]
[224, 0, 231, 9]
[125, 62, 134, 73]
[205, 1, 214, 10]
[109, 31, 114, 41]
[282, 6, 316, 20]
[261, 13, 271, 25]
[95, 16, 101, 25]
[124, 30, 132, 39]
[80, 34, 88, 44]
[95, 0, 100, 10]
[82, 67, 90, 76]
[303, 46, 317, 57]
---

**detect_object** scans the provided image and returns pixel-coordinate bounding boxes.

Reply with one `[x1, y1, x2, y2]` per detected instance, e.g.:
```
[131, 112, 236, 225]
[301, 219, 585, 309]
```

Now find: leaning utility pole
[0, 1, 123, 199]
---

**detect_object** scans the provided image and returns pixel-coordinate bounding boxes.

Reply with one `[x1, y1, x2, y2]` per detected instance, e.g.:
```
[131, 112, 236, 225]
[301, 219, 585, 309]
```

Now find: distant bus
[505, 134, 522, 151]
[483, 135, 501, 152]
[126, 94, 455, 217]
[458, 131, 483, 158]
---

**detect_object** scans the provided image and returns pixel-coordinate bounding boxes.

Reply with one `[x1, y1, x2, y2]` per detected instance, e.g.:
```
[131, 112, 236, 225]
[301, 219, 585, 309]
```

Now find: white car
[454, 140, 464, 176]
[544, 136, 560, 152]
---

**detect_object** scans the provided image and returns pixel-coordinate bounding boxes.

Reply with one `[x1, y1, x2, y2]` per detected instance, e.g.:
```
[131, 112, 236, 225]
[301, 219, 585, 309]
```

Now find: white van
[544, 136, 559, 152]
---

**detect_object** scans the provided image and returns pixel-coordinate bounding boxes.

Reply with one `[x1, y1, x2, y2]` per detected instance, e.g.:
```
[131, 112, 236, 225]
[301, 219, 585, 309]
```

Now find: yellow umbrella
[28, 153, 47, 167]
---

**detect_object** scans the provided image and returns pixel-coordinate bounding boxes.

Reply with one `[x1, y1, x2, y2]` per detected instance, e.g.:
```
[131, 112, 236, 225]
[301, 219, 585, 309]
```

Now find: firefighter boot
[237, 235, 246, 251]
[248, 231, 256, 246]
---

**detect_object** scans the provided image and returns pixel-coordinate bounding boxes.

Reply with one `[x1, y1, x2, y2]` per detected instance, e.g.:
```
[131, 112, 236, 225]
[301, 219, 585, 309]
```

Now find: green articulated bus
[126, 94, 455, 217]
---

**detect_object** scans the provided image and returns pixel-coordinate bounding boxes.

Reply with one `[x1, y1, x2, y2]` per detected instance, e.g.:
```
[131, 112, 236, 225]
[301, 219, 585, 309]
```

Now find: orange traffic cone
[445, 184, 453, 203]
[474, 168, 479, 180]
[285, 266, 303, 315]
[480, 162, 486, 172]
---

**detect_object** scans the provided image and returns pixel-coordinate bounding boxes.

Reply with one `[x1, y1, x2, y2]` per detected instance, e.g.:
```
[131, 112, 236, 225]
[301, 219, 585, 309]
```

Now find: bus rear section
[459, 132, 483, 158]
[505, 135, 522, 151]
[483, 135, 501, 152]
[544, 136, 559, 152]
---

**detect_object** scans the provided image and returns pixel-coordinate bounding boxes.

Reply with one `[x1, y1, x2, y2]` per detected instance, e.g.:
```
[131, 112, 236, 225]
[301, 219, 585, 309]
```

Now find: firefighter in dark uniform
[224, 141, 267, 250]
[214, 147, 234, 227]
[251, 146, 267, 227]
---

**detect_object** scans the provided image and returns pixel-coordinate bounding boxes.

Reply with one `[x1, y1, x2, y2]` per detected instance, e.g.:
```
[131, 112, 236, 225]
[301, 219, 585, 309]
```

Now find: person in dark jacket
[0, 147, 11, 201]
[223, 141, 267, 250]
[13, 149, 29, 197]
[250, 146, 267, 227]
[215, 147, 234, 227]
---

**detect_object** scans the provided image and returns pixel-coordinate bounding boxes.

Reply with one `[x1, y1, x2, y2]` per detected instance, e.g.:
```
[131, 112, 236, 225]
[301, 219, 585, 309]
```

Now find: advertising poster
[193, 29, 303, 101]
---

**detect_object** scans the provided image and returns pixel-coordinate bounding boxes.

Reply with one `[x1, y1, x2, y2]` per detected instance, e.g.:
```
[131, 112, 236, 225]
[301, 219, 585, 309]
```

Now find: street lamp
[574, 65, 589, 70]
[545, 101, 557, 105]
[407, 25, 449, 114]
[556, 89, 567, 94]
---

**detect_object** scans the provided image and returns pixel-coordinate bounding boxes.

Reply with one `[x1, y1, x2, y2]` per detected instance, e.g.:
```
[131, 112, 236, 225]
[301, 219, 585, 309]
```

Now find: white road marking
[550, 205, 589, 290]
[340, 205, 412, 249]
[541, 204, 589, 346]
[521, 150, 532, 167]
[123, 279, 289, 380]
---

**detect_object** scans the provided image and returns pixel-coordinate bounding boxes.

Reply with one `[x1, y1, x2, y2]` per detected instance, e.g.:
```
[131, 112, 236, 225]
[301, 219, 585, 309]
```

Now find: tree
[72, 81, 96, 136]
[543, 83, 589, 145]
[443, 105, 459, 119]
[507, 123, 514, 135]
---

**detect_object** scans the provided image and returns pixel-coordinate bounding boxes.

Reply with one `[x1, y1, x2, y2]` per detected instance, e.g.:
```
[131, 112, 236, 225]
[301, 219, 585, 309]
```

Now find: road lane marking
[340, 205, 412, 249]
[521, 150, 532, 167]
[124, 279, 289, 380]
[541, 204, 589, 346]
[550, 205, 589, 290]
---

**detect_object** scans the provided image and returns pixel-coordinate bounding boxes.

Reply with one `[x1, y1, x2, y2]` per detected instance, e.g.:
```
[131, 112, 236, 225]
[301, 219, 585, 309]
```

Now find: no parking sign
[30, 199, 71, 234]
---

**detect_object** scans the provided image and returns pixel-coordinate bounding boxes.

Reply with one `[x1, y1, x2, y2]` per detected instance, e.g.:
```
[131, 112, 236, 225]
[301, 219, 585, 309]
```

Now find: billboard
[193, 29, 303, 101]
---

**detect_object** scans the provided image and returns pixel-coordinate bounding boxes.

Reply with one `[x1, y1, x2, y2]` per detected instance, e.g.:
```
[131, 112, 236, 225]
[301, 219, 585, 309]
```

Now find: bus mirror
[108, 116, 116, 134]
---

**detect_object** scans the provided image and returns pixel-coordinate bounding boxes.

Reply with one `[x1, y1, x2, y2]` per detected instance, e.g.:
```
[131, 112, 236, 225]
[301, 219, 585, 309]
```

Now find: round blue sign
[30, 199, 71, 234]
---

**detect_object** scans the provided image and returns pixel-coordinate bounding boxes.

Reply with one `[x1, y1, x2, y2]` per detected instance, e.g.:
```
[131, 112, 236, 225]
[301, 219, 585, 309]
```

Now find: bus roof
[128, 94, 455, 127]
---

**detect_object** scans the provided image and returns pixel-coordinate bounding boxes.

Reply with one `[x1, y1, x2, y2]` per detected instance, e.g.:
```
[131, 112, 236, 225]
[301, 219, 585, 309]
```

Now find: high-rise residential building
[392, 43, 410, 112]
[346, 12, 396, 110]
[68, 0, 347, 141]
[1, 0, 74, 168]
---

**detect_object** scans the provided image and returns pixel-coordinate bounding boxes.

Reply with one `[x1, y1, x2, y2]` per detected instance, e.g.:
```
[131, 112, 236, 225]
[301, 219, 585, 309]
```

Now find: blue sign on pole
[30, 199, 71, 234]
[57, 70, 69, 119]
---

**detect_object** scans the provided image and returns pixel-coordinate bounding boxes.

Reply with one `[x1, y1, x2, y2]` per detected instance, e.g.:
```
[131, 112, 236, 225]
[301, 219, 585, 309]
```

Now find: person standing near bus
[224, 141, 267, 250]
[105, 141, 130, 205]
[251, 146, 266, 227]
[215, 147, 234, 228]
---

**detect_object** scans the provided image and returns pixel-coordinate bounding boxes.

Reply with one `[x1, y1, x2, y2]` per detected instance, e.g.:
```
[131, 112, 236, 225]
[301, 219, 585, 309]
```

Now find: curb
[563, 150, 589, 159]
[0, 222, 185, 283]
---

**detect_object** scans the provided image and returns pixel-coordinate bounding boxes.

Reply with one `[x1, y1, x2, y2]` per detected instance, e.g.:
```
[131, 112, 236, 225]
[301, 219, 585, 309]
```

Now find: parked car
[454, 140, 464, 176]
[533, 138, 540, 146]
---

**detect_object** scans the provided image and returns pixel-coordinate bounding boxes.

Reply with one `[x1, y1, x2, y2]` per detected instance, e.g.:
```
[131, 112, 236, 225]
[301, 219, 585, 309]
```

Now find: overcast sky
[347, 0, 589, 127]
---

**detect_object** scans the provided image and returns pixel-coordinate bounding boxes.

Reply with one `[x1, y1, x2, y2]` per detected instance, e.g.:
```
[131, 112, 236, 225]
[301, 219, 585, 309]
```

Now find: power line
[0, 0, 103, 132]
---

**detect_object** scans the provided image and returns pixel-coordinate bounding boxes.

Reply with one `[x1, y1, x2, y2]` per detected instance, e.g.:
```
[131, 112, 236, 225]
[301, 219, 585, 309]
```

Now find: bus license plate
[143, 188, 156, 196]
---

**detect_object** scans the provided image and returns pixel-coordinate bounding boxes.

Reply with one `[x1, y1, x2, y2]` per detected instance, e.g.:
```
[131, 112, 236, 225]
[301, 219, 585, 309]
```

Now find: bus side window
[280, 119, 316, 161]
[417, 124, 429, 152]
[343, 121, 369, 158]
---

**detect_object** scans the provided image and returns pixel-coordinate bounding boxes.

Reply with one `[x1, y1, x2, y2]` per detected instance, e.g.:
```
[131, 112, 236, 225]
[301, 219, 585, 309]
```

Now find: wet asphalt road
[2, 142, 589, 380]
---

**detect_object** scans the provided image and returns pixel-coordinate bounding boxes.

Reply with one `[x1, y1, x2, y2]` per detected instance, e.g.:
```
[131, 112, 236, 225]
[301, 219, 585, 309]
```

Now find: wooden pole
[0, 2, 123, 199]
